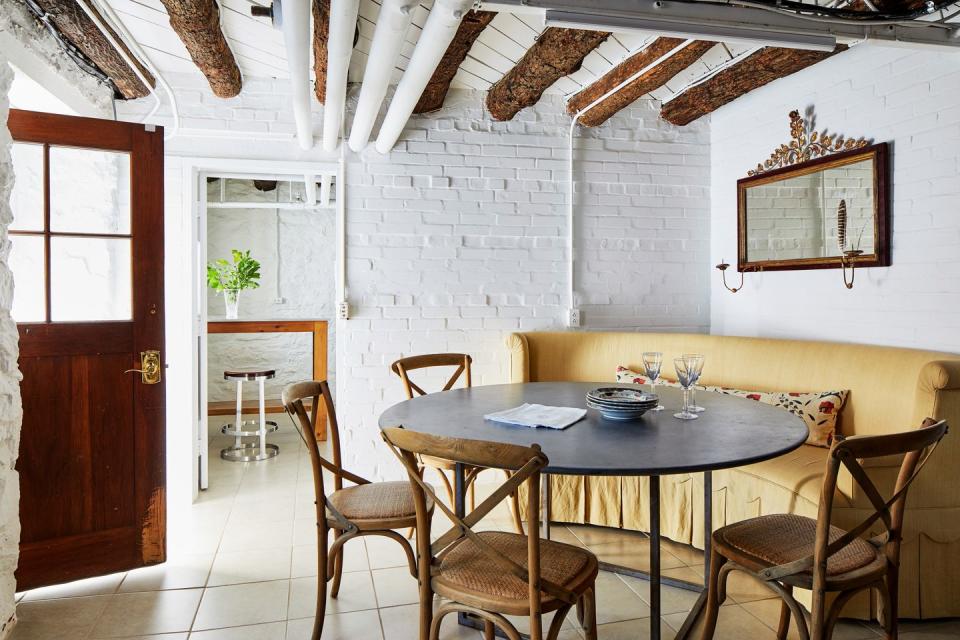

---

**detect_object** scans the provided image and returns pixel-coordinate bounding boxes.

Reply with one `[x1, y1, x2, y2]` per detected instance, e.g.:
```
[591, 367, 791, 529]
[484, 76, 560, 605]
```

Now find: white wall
[205, 178, 337, 402]
[710, 44, 960, 352]
[118, 76, 711, 480]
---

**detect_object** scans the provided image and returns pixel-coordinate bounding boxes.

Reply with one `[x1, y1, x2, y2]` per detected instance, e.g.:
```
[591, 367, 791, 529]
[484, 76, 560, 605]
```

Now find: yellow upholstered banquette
[507, 331, 960, 620]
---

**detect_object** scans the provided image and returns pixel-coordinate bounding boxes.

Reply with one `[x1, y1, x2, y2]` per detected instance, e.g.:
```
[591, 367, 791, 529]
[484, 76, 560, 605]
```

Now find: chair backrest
[282, 381, 369, 531]
[761, 418, 948, 585]
[390, 353, 472, 399]
[381, 427, 579, 623]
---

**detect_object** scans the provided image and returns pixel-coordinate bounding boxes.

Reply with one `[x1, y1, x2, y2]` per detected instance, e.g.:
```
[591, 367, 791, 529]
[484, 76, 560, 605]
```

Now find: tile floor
[12, 414, 960, 639]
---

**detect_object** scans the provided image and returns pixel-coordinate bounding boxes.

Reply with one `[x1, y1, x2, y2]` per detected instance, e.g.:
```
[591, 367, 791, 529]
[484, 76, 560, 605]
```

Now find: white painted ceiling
[105, 0, 759, 104]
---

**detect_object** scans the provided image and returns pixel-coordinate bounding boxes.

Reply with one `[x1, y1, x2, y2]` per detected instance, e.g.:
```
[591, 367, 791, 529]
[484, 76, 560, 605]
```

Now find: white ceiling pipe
[374, 0, 472, 154]
[279, 0, 314, 149]
[323, 0, 361, 151]
[348, 0, 416, 152]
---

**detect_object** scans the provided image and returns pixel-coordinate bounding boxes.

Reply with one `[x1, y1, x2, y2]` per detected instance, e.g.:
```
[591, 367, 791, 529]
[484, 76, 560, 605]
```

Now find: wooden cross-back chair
[381, 426, 600, 640]
[283, 381, 428, 640]
[701, 418, 949, 640]
[391, 353, 523, 533]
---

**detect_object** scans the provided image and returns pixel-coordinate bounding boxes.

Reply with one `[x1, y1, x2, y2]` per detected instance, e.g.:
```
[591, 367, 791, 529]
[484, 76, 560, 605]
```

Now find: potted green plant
[207, 249, 261, 319]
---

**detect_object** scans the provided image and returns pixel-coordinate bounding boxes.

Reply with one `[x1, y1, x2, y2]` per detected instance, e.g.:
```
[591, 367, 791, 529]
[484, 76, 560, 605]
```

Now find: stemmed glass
[674, 357, 703, 420]
[683, 353, 706, 412]
[642, 351, 665, 411]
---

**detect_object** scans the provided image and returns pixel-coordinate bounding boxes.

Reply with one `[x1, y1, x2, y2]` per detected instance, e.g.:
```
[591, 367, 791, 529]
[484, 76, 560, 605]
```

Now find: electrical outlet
[337, 301, 350, 320]
[273, 297, 285, 304]
[568, 308, 581, 327]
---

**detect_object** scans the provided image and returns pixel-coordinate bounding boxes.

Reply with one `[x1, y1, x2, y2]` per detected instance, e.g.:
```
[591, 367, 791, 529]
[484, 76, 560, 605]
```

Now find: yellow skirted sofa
[507, 331, 960, 620]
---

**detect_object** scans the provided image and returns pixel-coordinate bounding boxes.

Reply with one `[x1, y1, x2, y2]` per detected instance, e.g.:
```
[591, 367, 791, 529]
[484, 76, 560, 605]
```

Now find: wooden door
[7, 110, 166, 590]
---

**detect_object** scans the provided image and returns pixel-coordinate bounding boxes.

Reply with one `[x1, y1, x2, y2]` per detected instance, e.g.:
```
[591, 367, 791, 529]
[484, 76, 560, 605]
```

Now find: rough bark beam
[313, 0, 330, 103]
[486, 27, 610, 122]
[661, 45, 846, 126]
[31, 0, 154, 99]
[414, 10, 496, 114]
[567, 38, 715, 127]
[159, 0, 242, 98]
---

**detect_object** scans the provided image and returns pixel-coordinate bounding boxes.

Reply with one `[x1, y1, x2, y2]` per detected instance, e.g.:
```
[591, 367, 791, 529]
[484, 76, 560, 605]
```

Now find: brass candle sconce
[716, 260, 761, 293]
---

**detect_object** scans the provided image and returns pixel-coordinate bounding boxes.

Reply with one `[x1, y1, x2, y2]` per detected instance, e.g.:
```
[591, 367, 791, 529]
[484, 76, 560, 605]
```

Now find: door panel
[8, 109, 165, 591]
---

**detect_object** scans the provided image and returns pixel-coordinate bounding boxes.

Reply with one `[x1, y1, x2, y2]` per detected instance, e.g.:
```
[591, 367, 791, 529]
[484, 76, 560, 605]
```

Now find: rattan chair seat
[714, 513, 879, 577]
[328, 481, 429, 527]
[433, 531, 598, 613]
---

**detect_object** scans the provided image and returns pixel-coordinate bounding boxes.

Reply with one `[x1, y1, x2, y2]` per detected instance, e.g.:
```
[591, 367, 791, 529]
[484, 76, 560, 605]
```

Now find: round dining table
[379, 381, 808, 640]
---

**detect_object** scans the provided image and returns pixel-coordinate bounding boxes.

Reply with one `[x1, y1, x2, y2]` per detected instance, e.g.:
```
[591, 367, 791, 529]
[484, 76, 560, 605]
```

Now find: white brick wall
[118, 79, 711, 480]
[338, 91, 709, 479]
[0, 56, 23, 639]
[710, 44, 960, 352]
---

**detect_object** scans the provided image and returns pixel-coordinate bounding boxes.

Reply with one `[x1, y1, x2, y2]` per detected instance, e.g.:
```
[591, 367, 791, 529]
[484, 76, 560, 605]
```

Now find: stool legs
[235, 379, 244, 452]
[259, 376, 267, 459]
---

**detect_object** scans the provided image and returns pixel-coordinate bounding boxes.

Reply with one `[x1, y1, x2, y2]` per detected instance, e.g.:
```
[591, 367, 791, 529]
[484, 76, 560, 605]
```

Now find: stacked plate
[586, 387, 659, 421]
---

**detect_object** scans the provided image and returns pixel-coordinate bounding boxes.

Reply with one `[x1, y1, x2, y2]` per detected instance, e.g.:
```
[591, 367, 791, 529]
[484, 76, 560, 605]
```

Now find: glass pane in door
[8, 235, 45, 322]
[9, 143, 44, 232]
[49, 147, 131, 235]
[50, 237, 132, 321]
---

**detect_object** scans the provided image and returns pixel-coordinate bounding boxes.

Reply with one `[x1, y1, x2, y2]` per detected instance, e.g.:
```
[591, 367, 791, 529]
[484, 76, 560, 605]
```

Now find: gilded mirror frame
[736, 142, 890, 272]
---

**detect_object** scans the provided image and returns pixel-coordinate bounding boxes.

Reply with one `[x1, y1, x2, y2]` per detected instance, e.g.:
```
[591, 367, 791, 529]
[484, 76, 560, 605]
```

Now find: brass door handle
[126, 350, 162, 384]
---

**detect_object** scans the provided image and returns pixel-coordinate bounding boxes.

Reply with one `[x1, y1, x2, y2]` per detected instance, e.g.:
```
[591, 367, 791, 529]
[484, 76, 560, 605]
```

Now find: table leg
[673, 471, 713, 640]
[540, 472, 551, 540]
[651, 475, 661, 640]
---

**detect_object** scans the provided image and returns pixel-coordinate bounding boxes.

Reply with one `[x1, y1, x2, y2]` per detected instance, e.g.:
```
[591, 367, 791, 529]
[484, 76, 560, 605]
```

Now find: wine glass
[674, 357, 699, 420]
[641, 351, 665, 411]
[683, 353, 706, 412]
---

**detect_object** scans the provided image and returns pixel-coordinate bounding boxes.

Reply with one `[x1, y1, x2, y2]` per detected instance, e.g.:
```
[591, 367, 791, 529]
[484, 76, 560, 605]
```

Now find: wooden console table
[207, 319, 328, 441]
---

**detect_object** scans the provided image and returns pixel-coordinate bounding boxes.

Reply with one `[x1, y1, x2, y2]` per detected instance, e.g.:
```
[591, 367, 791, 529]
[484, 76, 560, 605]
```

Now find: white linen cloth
[483, 403, 587, 430]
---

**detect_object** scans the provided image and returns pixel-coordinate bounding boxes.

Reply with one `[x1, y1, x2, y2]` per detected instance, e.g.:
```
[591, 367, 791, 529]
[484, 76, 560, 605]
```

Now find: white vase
[224, 289, 240, 319]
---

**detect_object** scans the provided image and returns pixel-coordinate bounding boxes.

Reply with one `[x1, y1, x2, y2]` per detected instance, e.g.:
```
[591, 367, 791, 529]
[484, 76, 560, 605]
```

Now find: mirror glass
[738, 145, 888, 271]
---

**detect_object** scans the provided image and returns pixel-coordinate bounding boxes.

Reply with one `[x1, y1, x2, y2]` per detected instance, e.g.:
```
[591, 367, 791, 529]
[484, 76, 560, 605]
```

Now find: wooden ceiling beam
[159, 0, 242, 98]
[414, 10, 496, 115]
[660, 45, 846, 126]
[486, 27, 610, 122]
[313, 0, 330, 103]
[31, 0, 154, 99]
[567, 38, 716, 127]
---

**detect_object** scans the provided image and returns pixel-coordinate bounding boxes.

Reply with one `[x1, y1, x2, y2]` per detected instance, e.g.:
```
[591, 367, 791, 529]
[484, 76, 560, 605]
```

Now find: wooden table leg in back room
[207, 320, 328, 441]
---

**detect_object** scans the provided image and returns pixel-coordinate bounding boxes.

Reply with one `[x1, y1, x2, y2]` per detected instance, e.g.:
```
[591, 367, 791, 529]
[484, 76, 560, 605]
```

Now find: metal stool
[220, 369, 280, 462]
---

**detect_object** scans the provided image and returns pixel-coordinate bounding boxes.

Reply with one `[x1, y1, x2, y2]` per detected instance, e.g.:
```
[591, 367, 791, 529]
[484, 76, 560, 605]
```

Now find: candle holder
[716, 260, 760, 294]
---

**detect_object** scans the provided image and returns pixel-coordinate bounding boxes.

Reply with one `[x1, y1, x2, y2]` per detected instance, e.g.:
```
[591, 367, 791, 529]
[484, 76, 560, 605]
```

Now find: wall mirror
[736, 111, 890, 272]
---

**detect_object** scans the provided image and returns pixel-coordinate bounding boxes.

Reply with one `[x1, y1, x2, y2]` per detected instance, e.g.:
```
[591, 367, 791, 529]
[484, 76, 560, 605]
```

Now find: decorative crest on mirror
[748, 110, 871, 176]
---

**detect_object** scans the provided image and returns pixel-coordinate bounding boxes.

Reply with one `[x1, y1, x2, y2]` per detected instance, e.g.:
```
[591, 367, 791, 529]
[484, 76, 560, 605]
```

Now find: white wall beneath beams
[117, 77, 711, 480]
[710, 44, 960, 352]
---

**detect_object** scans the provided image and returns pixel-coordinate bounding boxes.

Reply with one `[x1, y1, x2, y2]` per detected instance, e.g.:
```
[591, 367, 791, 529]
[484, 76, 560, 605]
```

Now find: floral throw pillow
[615, 366, 847, 448]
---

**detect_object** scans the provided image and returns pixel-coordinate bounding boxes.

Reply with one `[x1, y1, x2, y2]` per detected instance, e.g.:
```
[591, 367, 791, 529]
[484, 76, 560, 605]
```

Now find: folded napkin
[484, 403, 587, 430]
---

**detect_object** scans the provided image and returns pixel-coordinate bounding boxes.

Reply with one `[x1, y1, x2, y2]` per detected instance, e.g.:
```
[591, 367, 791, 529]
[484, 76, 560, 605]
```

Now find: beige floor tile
[92, 634, 188, 640]
[218, 519, 294, 553]
[366, 535, 415, 570]
[207, 548, 293, 587]
[617, 573, 705, 616]
[588, 617, 676, 640]
[119, 554, 215, 592]
[21, 571, 126, 601]
[724, 568, 780, 603]
[287, 610, 384, 640]
[379, 603, 483, 640]
[740, 597, 882, 640]
[10, 594, 110, 640]
[663, 602, 778, 639]
[567, 525, 647, 547]
[588, 537, 687, 573]
[188, 621, 286, 639]
[372, 567, 421, 608]
[292, 517, 320, 547]
[591, 572, 651, 625]
[291, 539, 369, 578]
[193, 580, 290, 631]
[225, 498, 297, 525]
[288, 572, 378, 619]
[90, 588, 203, 637]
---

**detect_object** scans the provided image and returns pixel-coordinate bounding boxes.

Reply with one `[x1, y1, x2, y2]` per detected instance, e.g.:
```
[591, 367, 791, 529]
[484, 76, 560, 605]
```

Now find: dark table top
[378, 382, 809, 476]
